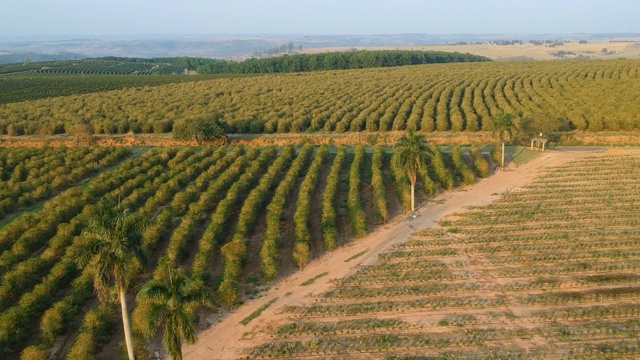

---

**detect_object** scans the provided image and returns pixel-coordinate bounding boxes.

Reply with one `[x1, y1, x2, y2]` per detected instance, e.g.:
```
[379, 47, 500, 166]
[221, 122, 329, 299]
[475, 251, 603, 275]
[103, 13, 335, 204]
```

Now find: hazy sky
[1, 0, 638, 37]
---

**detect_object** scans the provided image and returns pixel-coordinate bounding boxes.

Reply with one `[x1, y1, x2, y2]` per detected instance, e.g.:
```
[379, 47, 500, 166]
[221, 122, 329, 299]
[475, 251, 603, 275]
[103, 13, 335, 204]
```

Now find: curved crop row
[371, 146, 388, 223]
[348, 146, 367, 238]
[2, 60, 640, 136]
[0, 149, 184, 357]
[0, 147, 130, 218]
[166, 147, 257, 265]
[321, 147, 346, 251]
[216, 147, 295, 306]
[261, 145, 314, 281]
[193, 147, 277, 282]
[25, 148, 218, 357]
[292, 145, 329, 269]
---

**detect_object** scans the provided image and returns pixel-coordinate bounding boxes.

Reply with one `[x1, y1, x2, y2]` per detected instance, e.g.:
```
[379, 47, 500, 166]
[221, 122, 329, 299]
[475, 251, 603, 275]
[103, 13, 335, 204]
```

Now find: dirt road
[183, 148, 596, 360]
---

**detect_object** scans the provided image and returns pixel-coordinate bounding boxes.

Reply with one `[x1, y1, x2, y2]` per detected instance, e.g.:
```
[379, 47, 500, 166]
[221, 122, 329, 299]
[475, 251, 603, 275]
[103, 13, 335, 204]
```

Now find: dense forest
[197, 50, 491, 74]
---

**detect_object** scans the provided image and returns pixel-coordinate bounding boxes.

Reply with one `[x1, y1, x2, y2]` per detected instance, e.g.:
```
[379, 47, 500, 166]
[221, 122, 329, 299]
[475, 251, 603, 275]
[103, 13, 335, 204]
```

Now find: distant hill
[1, 33, 638, 60]
[0, 58, 187, 75]
[0, 52, 85, 64]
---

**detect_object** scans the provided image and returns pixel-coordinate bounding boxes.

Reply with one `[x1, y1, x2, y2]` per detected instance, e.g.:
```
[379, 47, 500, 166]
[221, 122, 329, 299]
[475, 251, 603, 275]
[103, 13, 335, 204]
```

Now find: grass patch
[0, 202, 45, 231]
[300, 272, 329, 286]
[505, 146, 543, 166]
[345, 250, 369, 262]
[0, 216, 14, 231]
[240, 297, 278, 326]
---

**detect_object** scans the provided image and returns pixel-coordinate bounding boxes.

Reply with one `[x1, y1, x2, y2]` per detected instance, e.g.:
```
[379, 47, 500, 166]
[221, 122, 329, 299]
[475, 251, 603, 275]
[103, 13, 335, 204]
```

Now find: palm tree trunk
[119, 290, 135, 360]
[410, 182, 415, 212]
[501, 141, 505, 169]
[167, 328, 183, 360]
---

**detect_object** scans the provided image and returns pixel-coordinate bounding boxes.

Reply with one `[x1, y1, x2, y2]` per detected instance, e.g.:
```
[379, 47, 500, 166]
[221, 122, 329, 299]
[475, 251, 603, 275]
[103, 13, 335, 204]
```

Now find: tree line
[197, 50, 491, 74]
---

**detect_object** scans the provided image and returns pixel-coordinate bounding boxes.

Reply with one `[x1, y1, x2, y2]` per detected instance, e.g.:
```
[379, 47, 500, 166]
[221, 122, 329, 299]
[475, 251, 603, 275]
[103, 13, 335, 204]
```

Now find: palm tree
[392, 129, 432, 212]
[135, 261, 213, 360]
[76, 199, 147, 360]
[491, 112, 518, 169]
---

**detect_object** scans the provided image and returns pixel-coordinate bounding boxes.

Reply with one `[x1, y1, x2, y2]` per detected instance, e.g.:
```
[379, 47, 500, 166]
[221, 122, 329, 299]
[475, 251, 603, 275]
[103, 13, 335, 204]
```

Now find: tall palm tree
[392, 129, 432, 212]
[491, 112, 518, 169]
[136, 262, 213, 360]
[76, 199, 147, 360]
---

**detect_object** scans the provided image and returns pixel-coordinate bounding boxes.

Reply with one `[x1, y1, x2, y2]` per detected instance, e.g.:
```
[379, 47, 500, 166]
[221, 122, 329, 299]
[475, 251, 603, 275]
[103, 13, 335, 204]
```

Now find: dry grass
[5, 131, 640, 149]
[302, 41, 640, 61]
[0, 132, 494, 148]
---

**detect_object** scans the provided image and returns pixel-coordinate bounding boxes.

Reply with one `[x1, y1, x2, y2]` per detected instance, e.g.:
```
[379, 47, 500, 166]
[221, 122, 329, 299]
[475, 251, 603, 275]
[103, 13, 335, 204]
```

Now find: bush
[20, 346, 48, 360]
[321, 148, 346, 251]
[172, 113, 226, 144]
[66, 303, 117, 360]
[117, 340, 152, 360]
[391, 152, 412, 213]
[430, 145, 454, 190]
[470, 144, 491, 178]
[451, 146, 475, 185]
[371, 146, 388, 222]
[491, 143, 501, 166]
[418, 165, 439, 197]
[292, 146, 328, 269]
[219, 239, 246, 306]
[194, 148, 276, 281]
[40, 300, 67, 344]
[348, 146, 368, 238]
[261, 145, 313, 281]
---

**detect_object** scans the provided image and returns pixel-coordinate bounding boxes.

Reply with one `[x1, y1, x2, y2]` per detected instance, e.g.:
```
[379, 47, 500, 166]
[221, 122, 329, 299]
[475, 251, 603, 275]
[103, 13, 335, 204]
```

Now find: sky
[1, 0, 638, 38]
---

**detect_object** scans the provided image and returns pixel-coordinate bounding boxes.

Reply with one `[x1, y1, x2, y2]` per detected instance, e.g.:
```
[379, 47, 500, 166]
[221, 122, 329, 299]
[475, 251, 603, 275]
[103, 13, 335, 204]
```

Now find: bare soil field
[303, 41, 640, 61]
[184, 148, 640, 359]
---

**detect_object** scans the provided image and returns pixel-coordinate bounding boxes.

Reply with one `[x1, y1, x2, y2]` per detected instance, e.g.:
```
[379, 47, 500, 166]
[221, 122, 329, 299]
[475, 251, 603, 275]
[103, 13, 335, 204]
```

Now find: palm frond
[136, 265, 212, 359]
[491, 112, 519, 143]
[137, 280, 172, 303]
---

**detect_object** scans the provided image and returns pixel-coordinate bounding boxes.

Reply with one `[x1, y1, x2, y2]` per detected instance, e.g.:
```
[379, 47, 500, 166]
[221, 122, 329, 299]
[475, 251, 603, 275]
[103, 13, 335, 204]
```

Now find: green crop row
[450, 145, 475, 185]
[292, 145, 329, 269]
[217, 147, 295, 306]
[371, 146, 388, 223]
[321, 147, 346, 251]
[0, 144, 494, 358]
[193, 148, 276, 304]
[166, 148, 253, 264]
[0, 149, 182, 358]
[429, 145, 454, 190]
[261, 145, 313, 281]
[3, 60, 639, 135]
[348, 146, 367, 238]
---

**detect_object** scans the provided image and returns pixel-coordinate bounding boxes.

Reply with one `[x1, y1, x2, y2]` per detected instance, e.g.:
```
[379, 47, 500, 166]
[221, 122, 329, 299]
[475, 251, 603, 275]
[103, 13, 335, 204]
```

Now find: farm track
[184, 148, 610, 359]
[236, 148, 640, 359]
